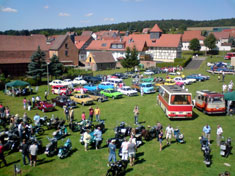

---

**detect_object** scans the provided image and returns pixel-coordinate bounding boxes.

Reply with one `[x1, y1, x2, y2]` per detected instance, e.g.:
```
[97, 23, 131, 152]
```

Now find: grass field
[0, 55, 235, 176]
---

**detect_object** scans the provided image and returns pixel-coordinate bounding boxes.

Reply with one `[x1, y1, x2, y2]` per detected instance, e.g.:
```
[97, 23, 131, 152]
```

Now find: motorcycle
[174, 128, 184, 144]
[27, 136, 43, 154]
[52, 126, 68, 140]
[80, 131, 96, 146]
[3, 130, 20, 152]
[106, 160, 127, 176]
[114, 122, 132, 137]
[58, 138, 72, 159]
[200, 136, 211, 167]
[47, 117, 65, 130]
[107, 133, 125, 149]
[220, 137, 232, 158]
[39, 116, 50, 126]
[31, 125, 45, 136]
[45, 137, 58, 157]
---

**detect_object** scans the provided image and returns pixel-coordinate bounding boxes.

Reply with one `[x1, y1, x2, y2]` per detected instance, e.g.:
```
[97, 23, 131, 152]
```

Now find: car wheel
[112, 96, 115, 99]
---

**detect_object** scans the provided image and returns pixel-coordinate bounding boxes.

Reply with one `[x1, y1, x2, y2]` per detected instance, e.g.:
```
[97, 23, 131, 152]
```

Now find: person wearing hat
[108, 139, 116, 165]
[83, 130, 91, 151]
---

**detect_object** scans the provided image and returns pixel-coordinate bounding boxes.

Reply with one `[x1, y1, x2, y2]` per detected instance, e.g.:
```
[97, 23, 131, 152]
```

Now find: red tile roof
[81, 31, 93, 36]
[86, 39, 125, 51]
[142, 28, 150, 34]
[212, 31, 230, 40]
[50, 35, 68, 50]
[75, 35, 92, 49]
[182, 30, 205, 42]
[0, 35, 49, 51]
[0, 58, 30, 64]
[150, 24, 162, 33]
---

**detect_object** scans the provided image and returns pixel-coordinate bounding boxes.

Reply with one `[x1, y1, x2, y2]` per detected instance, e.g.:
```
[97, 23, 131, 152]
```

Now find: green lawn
[0, 55, 235, 176]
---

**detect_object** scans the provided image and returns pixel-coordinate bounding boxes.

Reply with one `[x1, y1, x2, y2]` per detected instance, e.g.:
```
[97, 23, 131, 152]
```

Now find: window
[89, 57, 92, 62]
[65, 43, 68, 49]
[171, 95, 191, 105]
[65, 50, 68, 56]
[163, 92, 169, 103]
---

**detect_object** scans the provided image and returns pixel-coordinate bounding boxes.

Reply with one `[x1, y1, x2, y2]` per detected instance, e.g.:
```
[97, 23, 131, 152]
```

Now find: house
[182, 30, 206, 51]
[49, 34, 79, 66]
[85, 51, 116, 71]
[0, 34, 50, 76]
[92, 30, 120, 40]
[212, 31, 232, 51]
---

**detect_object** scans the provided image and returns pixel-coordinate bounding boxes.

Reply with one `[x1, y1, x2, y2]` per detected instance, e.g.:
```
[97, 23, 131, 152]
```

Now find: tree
[48, 55, 63, 79]
[189, 38, 201, 53]
[121, 46, 139, 71]
[27, 46, 47, 84]
[204, 33, 217, 53]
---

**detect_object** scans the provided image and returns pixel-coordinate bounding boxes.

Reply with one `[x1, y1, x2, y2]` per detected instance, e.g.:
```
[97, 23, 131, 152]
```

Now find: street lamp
[47, 62, 49, 95]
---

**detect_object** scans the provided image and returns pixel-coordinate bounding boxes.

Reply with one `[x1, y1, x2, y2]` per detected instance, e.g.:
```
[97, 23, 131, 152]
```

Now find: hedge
[156, 57, 192, 68]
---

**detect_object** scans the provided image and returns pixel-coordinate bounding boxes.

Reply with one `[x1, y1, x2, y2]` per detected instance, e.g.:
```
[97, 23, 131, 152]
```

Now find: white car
[73, 77, 87, 85]
[63, 79, 73, 86]
[144, 70, 154, 75]
[49, 80, 64, 86]
[173, 77, 191, 85]
[117, 86, 138, 96]
[184, 77, 197, 83]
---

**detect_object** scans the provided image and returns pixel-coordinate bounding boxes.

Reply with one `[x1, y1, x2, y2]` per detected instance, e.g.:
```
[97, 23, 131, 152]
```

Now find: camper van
[195, 90, 226, 114]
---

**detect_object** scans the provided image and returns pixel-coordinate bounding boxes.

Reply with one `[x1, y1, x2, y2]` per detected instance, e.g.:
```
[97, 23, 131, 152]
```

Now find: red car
[51, 85, 72, 96]
[35, 101, 55, 112]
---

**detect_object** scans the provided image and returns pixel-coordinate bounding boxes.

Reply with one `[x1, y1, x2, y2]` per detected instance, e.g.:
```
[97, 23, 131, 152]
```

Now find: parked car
[168, 72, 185, 78]
[100, 89, 123, 99]
[107, 78, 123, 85]
[86, 90, 108, 102]
[112, 73, 128, 79]
[62, 79, 73, 86]
[186, 74, 205, 81]
[83, 76, 101, 84]
[51, 85, 72, 96]
[70, 94, 93, 106]
[144, 70, 154, 75]
[83, 84, 98, 92]
[141, 78, 154, 83]
[117, 86, 138, 96]
[224, 52, 235, 60]
[52, 95, 77, 108]
[164, 79, 176, 86]
[35, 101, 55, 112]
[73, 77, 87, 85]
[173, 77, 191, 85]
[49, 80, 64, 86]
[73, 87, 88, 93]
[98, 82, 114, 90]
[132, 83, 156, 94]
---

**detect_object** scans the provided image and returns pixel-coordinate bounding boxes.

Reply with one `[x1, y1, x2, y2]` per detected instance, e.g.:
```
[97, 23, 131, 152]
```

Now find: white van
[107, 78, 123, 84]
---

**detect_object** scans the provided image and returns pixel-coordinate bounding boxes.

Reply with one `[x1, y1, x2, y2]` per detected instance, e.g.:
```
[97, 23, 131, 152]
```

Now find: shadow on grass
[37, 158, 55, 166]
[135, 158, 146, 165]
[4, 159, 20, 168]
[67, 148, 78, 157]
[125, 168, 133, 175]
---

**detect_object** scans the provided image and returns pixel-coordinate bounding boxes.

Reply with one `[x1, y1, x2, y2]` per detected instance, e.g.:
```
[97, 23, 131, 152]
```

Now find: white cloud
[1, 7, 18, 13]
[85, 13, 93, 17]
[104, 17, 115, 22]
[44, 5, 49, 9]
[58, 12, 70, 17]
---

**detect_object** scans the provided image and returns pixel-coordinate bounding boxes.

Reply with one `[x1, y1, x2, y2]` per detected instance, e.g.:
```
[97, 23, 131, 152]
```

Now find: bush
[63, 67, 93, 79]
[156, 57, 192, 68]
[24, 77, 38, 86]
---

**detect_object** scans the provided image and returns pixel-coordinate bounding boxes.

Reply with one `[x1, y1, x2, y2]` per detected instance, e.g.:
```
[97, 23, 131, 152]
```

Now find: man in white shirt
[29, 142, 38, 167]
[216, 125, 223, 146]
[165, 125, 174, 145]
[222, 84, 227, 93]
[121, 138, 129, 161]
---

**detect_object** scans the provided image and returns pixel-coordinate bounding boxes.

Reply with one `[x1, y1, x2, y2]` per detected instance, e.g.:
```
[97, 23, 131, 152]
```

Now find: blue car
[84, 84, 97, 91]
[140, 83, 156, 94]
[186, 74, 205, 81]
[98, 82, 114, 90]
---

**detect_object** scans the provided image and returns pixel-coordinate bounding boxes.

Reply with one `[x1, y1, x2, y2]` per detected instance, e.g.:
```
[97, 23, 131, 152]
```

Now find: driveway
[185, 57, 205, 70]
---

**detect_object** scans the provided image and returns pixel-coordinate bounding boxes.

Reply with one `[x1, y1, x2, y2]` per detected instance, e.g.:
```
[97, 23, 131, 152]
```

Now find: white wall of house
[216, 40, 232, 51]
[182, 40, 205, 51]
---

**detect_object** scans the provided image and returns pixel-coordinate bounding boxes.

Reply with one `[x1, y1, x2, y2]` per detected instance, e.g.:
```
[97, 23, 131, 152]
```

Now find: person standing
[140, 87, 144, 96]
[29, 142, 38, 167]
[159, 130, 164, 151]
[81, 112, 86, 121]
[133, 105, 139, 125]
[33, 113, 40, 126]
[27, 99, 31, 111]
[44, 90, 48, 101]
[0, 141, 7, 167]
[222, 84, 227, 93]
[23, 98, 27, 110]
[94, 106, 100, 122]
[69, 107, 74, 122]
[222, 71, 225, 82]
[155, 122, 163, 141]
[31, 96, 35, 108]
[83, 130, 91, 151]
[64, 106, 69, 121]
[94, 127, 102, 150]
[108, 140, 116, 165]
[216, 125, 223, 146]
[18, 122, 24, 141]
[20, 139, 30, 165]
[165, 125, 174, 145]
[203, 124, 211, 144]
[121, 138, 129, 161]
[89, 106, 94, 122]
[128, 138, 137, 166]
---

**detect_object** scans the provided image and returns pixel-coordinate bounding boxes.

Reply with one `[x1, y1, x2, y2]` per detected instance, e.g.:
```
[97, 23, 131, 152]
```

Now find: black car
[112, 73, 128, 79]
[52, 96, 77, 108]
[86, 90, 108, 102]
[83, 76, 102, 84]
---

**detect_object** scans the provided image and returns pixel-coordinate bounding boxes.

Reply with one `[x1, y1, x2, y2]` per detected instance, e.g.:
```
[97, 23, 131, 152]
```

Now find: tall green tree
[27, 46, 47, 84]
[121, 46, 139, 71]
[189, 38, 201, 53]
[130, 46, 139, 70]
[204, 33, 217, 52]
[48, 55, 63, 79]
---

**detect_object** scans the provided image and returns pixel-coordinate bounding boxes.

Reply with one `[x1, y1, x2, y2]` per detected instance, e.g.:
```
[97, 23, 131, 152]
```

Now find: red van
[224, 52, 235, 60]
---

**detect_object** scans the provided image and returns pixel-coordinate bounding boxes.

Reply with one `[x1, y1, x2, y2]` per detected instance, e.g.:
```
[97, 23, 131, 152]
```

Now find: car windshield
[125, 88, 131, 91]
[170, 95, 191, 105]
[107, 90, 115, 93]
[143, 84, 152, 87]
[211, 97, 223, 103]
[82, 95, 89, 98]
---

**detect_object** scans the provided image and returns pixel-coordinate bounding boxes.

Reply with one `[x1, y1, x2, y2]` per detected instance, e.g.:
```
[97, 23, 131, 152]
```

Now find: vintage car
[112, 73, 128, 79]
[173, 77, 191, 85]
[73, 87, 88, 93]
[117, 86, 138, 96]
[83, 76, 102, 84]
[168, 72, 185, 78]
[86, 90, 108, 102]
[51, 85, 72, 95]
[132, 83, 156, 94]
[70, 94, 93, 106]
[62, 79, 73, 86]
[51, 95, 77, 108]
[194, 90, 226, 114]
[83, 84, 98, 92]
[35, 101, 55, 112]
[49, 80, 64, 86]
[144, 70, 154, 75]
[164, 79, 176, 86]
[185, 74, 205, 81]
[141, 77, 155, 83]
[100, 89, 123, 99]
[73, 77, 87, 85]
[98, 82, 114, 90]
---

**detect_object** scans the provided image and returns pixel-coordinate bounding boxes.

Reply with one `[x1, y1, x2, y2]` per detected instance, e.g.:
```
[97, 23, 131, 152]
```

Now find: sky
[0, 0, 235, 31]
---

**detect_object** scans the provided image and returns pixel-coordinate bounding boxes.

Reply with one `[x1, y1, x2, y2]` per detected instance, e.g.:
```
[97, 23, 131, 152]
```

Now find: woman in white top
[216, 125, 223, 146]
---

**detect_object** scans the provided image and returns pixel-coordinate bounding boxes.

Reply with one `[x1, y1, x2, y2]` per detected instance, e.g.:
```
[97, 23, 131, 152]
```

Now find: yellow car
[70, 94, 93, 106]
[164, 79, 176, 85]
[168, 72, 185, 78]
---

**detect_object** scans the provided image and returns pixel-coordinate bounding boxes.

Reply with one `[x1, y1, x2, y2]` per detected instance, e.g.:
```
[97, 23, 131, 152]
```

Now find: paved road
[185, 57, 205, 70]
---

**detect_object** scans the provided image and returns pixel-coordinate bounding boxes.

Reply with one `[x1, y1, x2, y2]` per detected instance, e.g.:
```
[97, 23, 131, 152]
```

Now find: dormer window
[102, 43, 107, 47]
